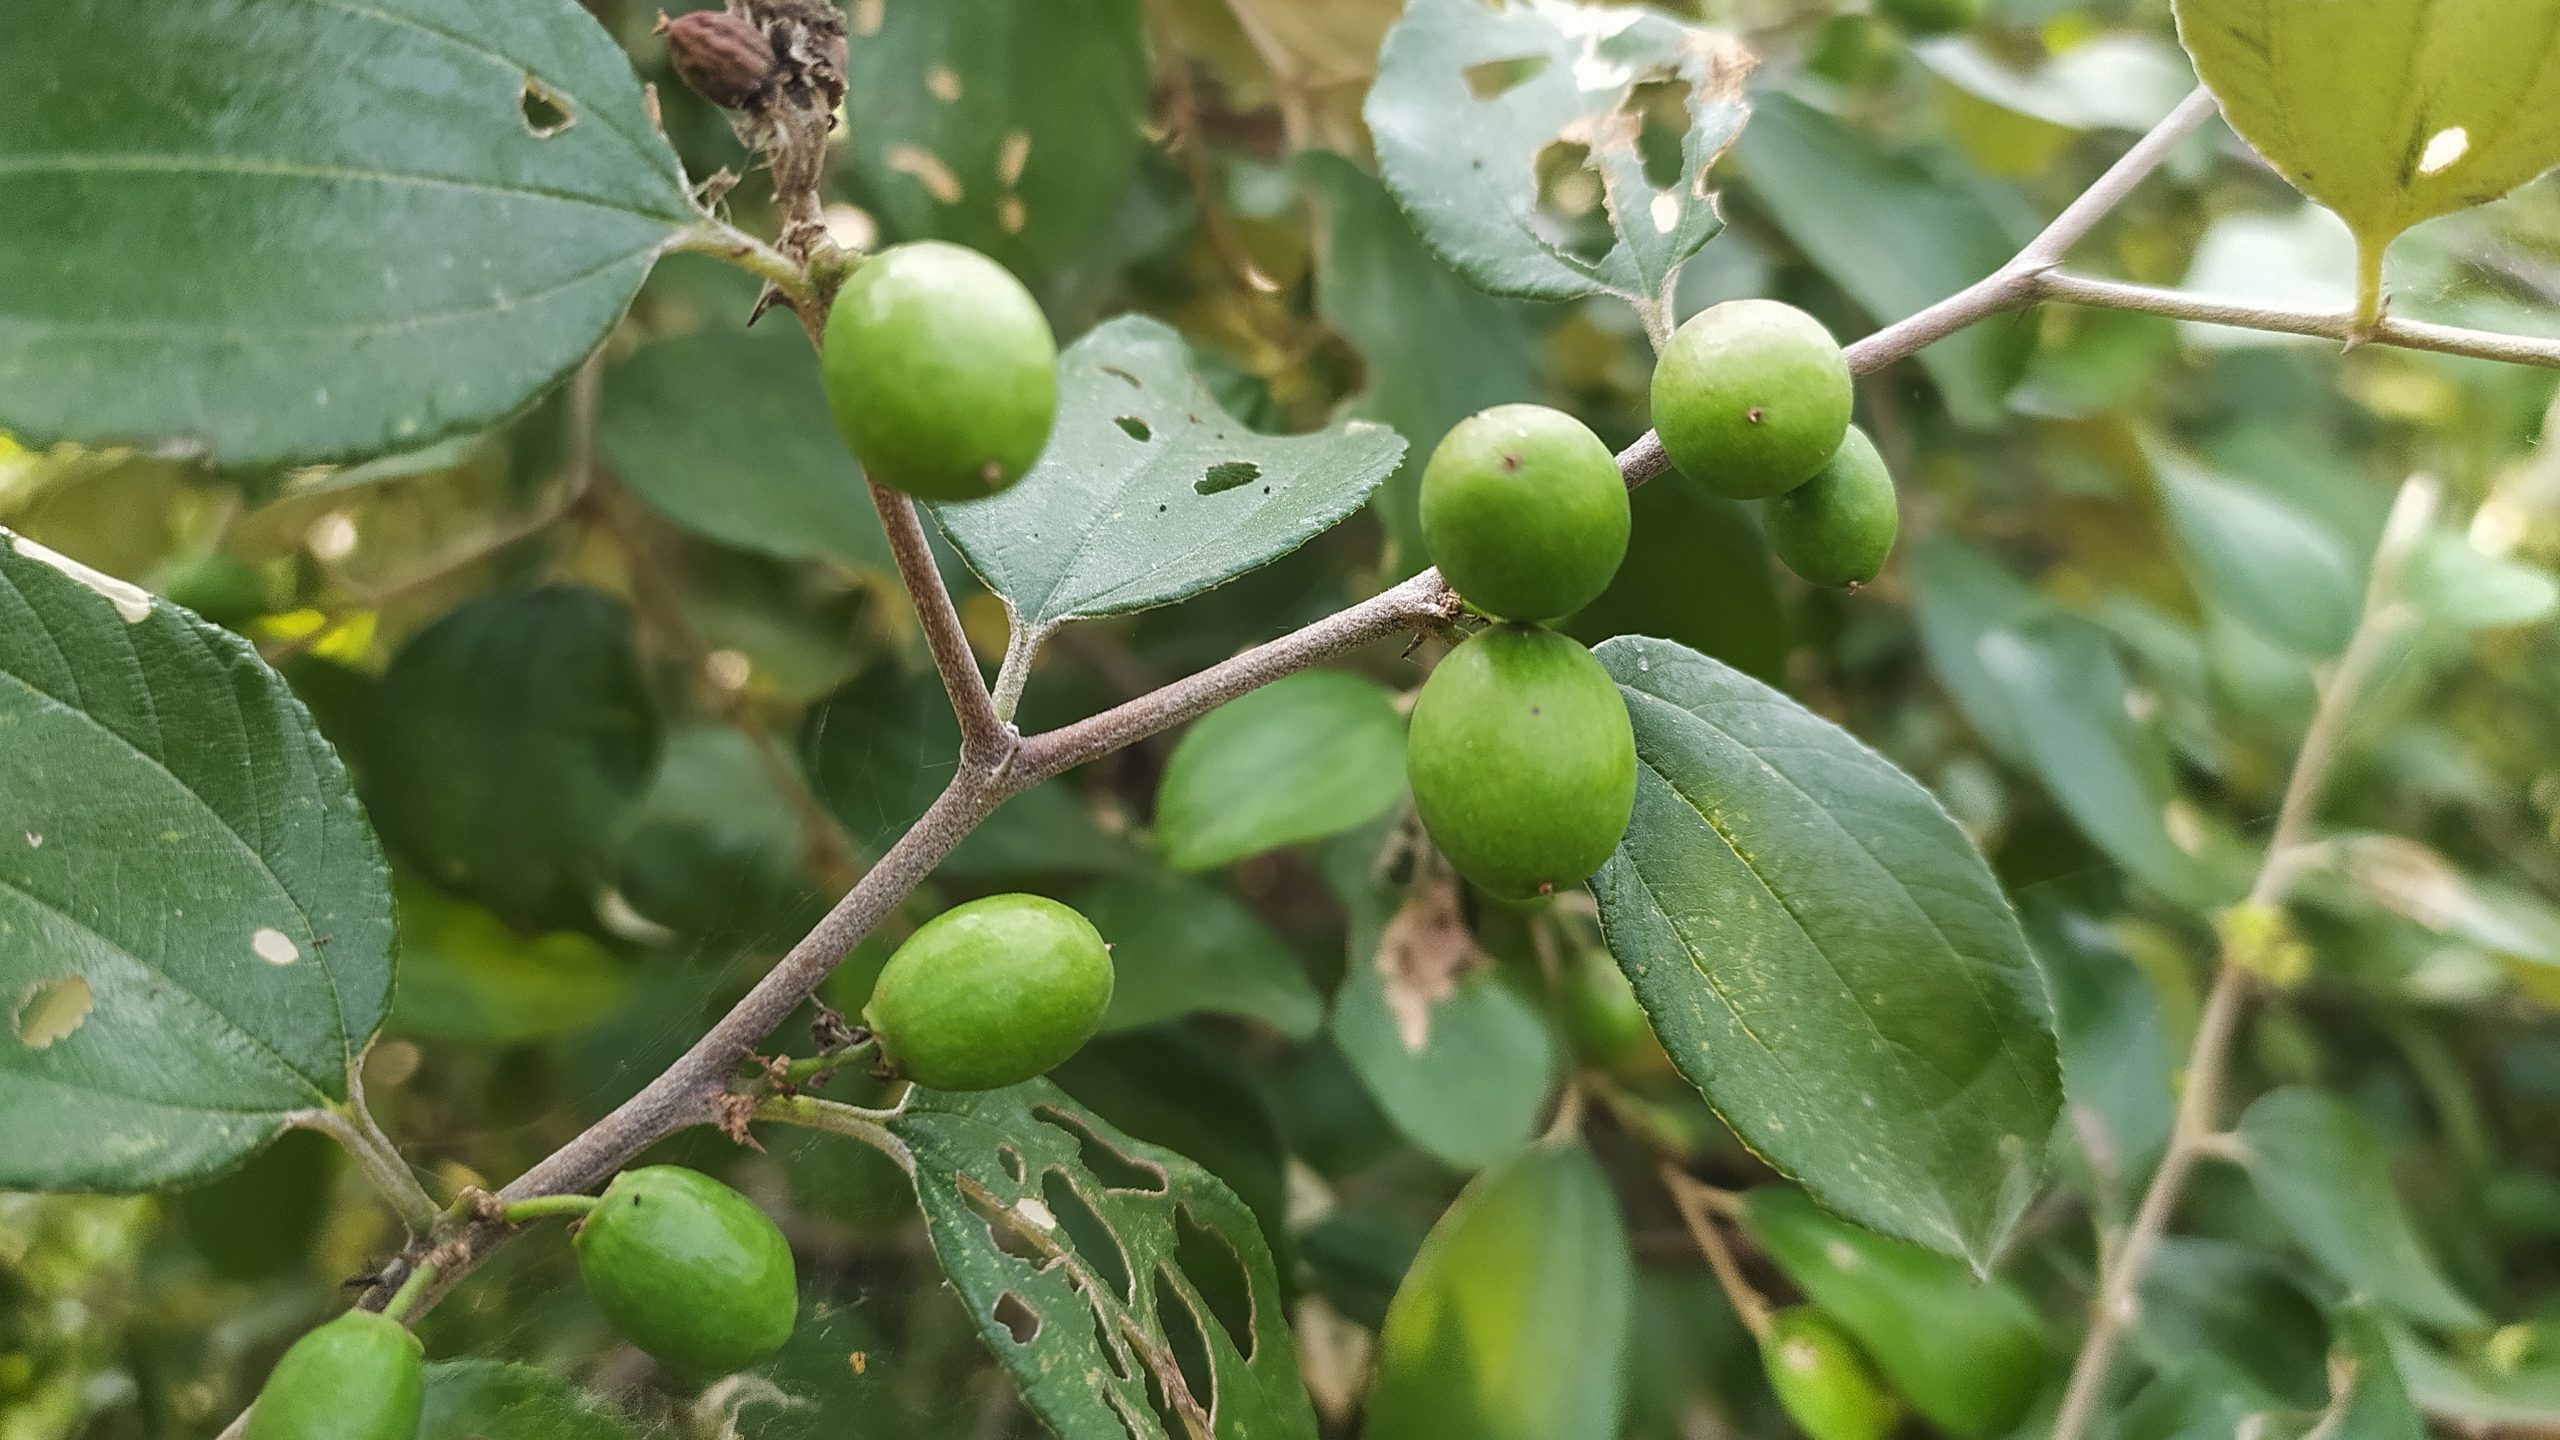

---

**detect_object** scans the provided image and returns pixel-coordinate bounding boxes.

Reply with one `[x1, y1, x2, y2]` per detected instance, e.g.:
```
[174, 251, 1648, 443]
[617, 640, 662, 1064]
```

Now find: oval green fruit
[1763, 427, 1897, 588]
[243, 1310, 423, 1440]
[1652, 300, 1853, 500]
[821, 241, 1058, 502]
[1875, 0, 1982, 36]
[573, 1165, 798, 1377]
[1421, 404, 1631, 622]
[1763, 1307, 1900, 1440]
[1560, 947, 1664, 1076]
[863, 893, 1115, 1091]
[1407, 625, 1636, 901]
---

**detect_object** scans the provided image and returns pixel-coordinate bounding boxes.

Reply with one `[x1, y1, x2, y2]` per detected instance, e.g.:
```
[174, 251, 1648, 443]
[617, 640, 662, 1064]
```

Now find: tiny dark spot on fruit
[1746, 407, 1765, 424]
[1501, 453, 1521, 471]
[980, 461, 1003, 486]
[1536, 881, 1555, 896]
[1529, 706, 1542, 716]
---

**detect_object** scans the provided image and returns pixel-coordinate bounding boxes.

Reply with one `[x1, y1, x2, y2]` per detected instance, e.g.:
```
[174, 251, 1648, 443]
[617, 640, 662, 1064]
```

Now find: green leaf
[1081, 872, 1324, 1040]
[2137, 1238, 2332, 1407]
[1156, 671, 1407, 872]
[1298, 150, 1538, 573]
[843, 0, 1148, 281]
[2154, 451, 2363, 657]
[0, 530, 391, 1191]
[2031, 907, 2176, 1203]
[616, 726, 814, 948]
[367, 587, 662, 929]
[2404, 531, 2560, 631]
[0, 0, 693, 466]
[2231, 1088, 2488, 1330]
[1591, 636, 2060, 1264]
[1364, 0, 1750, 307]
[926, 317, 1404, 634]
[1908, 541, 2232, 909]
[1325, 834, 1562, 1170]
[1743, 1186, 2053, 1438]
[1734, 95, 2029, 429]
[2382, 1317, 2560, 1427]
[2171, 0, 2560, 323]
[389, 875, 632, 1045]
[418, 1359, 646, 1440]
[2323, 1308, 2428, 1440]
[1360, 1140, 1634, 1440]
[1915, 34, 2199, 135]
[601, 328, 893, 576]
[881, 1080, 1319, 1439]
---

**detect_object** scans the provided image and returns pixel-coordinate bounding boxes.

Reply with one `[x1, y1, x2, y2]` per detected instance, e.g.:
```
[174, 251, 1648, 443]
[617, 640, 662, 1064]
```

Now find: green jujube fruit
[1420, 404, 1631, 622]
[1407, 626, 1637, 900]
[1764, 427, 1898, 588]
[573, 1166, 798, 1377]
[1560, 947, 1665, 1076]
[821, 241, 1058, 502]
[1875, 0, 1982, 35]
[863, 893, 1115, 1091]
[1762, 1307, 1900, 1440]
[243, 1310, 424, 1440]
[1652, 300, 1854, 501]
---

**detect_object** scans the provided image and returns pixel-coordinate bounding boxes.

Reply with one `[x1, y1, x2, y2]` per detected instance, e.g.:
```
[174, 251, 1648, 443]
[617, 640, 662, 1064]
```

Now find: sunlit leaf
[2173, 0, 2560, 322]
[1155, 671, 1407, 873]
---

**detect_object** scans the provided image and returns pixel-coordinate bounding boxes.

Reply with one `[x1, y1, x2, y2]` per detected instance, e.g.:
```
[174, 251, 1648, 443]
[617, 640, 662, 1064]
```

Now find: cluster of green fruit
[1410, 403, 1640, 900]
[820, 240, 1060, 502]
[242, 896, 1114, 1435]
[1654, 299, 1899, 590]
[243, 1166, 795, 1440]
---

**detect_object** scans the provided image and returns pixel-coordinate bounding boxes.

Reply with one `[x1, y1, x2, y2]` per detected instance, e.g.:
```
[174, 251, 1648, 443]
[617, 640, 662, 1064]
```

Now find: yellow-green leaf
[2172, 0, 2560, 325]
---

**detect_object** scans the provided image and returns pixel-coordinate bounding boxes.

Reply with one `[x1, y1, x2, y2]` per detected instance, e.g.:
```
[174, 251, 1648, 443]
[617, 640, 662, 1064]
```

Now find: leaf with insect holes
[924, 316, 1405, 634]
[878, 1081, 1320, 1440]
[2172, 0, 2560, 324]
[1591, 636, 2060, 1267]
[0, 530, 393, 1192]
[1365, 0, 1751, 308]
[0, 0, 695, 466]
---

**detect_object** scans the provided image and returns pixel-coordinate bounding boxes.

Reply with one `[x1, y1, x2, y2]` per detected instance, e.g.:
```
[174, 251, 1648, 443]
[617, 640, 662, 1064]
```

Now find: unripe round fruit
[1560, 946, 1663, 1075]
[1875, 0, 1983, 37]
[863, 894, 1114, 1091]
[1420, 404, 1631, 622]
[1763, 1307, 1900, 1440]
[1652, 300, 1854, 500]
[573, 1166, 797, 1377]
[1407, 625, 1636, 901]
[1763, 427, 1897, 588]
[243, 1310, 423, 1440]
[822, 242, 1058, 502]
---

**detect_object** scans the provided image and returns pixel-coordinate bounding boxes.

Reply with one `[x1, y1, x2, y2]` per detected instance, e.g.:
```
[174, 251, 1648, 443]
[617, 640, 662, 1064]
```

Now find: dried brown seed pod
[657, 9, 778, 110]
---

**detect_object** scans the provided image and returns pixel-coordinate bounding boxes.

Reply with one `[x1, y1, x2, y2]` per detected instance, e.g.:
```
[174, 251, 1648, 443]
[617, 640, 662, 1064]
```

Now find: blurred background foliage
[7, 0, 2560, 1435]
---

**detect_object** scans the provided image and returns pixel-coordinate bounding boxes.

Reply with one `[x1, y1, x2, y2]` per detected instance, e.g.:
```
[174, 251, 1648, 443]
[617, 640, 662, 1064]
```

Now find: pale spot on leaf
[999, 196, 1027, 234]
[927, 66, 963, 102]
[9, 534, 154, 623]
[12, 975, 92, 1049]
[23, 832, 39, 848]
[998, 130, 1033, 187]
[1015, 1197, 1058, 1231]
[2418, 126, 2469, 177]
[852, 0, 884, 35]
[252, 928, 300, 966]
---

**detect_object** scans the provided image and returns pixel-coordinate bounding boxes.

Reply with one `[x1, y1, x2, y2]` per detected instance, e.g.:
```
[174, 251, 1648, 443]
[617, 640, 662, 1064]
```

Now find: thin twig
[2045, 477, 2442, 1440]
[2037, 271, 2560, 371]
[869, 479, 1009, 760]
[1662, 1166, 1773, 1340]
